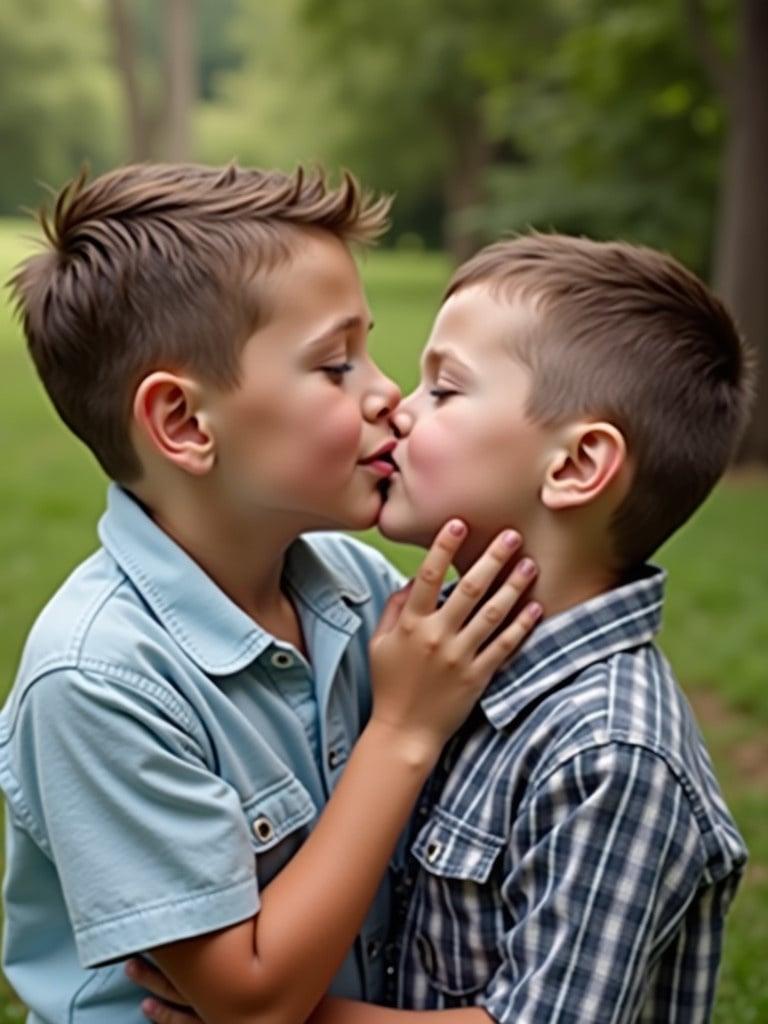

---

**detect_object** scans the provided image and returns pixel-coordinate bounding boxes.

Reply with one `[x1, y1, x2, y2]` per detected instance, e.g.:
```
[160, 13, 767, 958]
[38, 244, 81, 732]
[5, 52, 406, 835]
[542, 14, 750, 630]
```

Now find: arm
[470, 747, 709, 1024]
[148, 523, 540, 1024]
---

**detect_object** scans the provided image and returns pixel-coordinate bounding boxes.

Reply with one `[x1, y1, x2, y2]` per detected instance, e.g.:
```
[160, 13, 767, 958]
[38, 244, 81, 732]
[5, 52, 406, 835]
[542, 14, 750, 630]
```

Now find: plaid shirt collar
[479, 563, 666, 730]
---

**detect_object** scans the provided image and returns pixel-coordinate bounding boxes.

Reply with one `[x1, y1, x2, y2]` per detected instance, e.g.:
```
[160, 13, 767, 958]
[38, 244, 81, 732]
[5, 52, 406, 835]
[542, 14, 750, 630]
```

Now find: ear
[132, 372, 215, 476]
[541, 421, 627, 511]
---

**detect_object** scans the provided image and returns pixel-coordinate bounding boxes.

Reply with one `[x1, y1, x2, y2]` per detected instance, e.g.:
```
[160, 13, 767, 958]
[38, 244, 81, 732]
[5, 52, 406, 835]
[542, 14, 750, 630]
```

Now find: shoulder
[2, 545, 197, 732]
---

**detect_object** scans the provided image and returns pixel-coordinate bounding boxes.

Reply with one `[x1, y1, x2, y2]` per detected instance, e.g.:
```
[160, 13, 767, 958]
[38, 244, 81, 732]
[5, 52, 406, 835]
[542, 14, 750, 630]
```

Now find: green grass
[0, 221, 766, 1019]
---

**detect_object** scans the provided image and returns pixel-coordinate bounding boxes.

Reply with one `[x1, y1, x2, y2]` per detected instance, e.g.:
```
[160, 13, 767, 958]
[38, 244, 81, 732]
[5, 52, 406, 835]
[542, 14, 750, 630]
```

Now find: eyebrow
[423, 345, 474, 375]
[304, 315, 374, 350]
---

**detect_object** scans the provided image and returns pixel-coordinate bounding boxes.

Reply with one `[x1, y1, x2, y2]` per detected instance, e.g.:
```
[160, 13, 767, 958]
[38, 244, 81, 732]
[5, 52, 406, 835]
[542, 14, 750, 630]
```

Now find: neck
[142, 488, 308, 640]
[456, 515, 618, 619]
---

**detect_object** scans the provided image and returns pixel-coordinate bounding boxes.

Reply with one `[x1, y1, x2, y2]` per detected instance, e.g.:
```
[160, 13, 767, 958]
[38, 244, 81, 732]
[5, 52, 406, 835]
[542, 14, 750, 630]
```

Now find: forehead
[424, 283, 539, 367]
[257, 228, 371, 328]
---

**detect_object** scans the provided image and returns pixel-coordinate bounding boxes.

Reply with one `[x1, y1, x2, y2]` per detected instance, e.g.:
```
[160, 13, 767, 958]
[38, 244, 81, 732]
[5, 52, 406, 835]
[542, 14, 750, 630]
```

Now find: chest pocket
[242, 777, 317, 888]
[410, 807, 505, 998]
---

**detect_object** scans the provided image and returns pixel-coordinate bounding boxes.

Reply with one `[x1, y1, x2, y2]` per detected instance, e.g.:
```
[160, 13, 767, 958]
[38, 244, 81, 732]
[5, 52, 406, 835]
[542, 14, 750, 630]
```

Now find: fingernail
[125, 960, 138, 978]
[503, 530, 520, 549]
[528, 601, 543, 621]
[449, 520, 466, 536]
[141, 1000, 157, 1015]
[519, 558, 536, 577]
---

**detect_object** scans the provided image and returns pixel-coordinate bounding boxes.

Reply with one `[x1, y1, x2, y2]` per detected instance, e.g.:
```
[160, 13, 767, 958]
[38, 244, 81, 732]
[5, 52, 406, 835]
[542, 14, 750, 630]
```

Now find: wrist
[362, 717, 443, 774]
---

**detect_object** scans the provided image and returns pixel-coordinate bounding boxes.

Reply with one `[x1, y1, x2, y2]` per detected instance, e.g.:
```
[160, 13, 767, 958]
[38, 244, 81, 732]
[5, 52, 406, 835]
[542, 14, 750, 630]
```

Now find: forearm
[154, 718, 438, 1024]
[308, 998, 492, 1024]
[252, 718, 439, 1018]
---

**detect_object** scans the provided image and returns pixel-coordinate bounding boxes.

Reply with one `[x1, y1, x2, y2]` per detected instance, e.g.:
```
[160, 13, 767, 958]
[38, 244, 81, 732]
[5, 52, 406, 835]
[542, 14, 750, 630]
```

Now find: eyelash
[321, 362, 354, 379]
[430, 387, 459, 402]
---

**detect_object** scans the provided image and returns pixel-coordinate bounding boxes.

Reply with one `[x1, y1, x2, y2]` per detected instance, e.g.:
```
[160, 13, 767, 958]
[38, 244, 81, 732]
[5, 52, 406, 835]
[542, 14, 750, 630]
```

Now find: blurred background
[0, 0, 766, 1020]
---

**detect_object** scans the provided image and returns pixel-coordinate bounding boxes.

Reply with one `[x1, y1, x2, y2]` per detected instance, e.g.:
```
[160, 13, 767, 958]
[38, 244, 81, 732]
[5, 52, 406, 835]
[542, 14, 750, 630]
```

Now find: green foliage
[479, 0, 734, 273]
[0, 0, 120, 215]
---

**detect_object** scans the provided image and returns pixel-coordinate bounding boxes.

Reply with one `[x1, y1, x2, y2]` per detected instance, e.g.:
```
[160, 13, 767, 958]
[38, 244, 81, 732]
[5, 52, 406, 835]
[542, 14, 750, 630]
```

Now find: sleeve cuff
[76, 875, 259, 967]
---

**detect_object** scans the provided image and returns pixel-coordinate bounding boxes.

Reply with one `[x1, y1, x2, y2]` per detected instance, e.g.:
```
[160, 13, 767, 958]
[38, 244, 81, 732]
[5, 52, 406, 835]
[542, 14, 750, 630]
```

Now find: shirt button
[327, 747, 345, 770]
[426, 840, 442, 863]
[252, 816, 275, 843]
[270, 650, 294, 669]
[385, 965, 396, 977]
[417, 803, 429, 817]
[366, 939, 382, 960]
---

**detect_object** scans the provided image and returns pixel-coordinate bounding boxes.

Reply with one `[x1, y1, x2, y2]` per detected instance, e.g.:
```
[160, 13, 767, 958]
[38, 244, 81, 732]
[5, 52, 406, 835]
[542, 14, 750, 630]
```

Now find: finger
[141, 998, 202, 1024]
[405, 519, 466, 614]
[126, 959, 185, 1003]
[372, 581, 414, 637]
[458, 556, 538, 652]
[472, 600, 542, 679]
[440, 529, 522, 629]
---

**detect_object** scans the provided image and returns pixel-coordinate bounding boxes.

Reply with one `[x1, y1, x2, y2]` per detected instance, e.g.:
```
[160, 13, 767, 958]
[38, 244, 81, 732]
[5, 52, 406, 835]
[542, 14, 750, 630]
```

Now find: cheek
[408, 418, 461, 481]
[305, 396, 362, 464]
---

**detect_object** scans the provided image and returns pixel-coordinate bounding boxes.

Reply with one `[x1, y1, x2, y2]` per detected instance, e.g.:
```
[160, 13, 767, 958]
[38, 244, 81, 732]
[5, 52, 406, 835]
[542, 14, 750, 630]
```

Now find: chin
[377, 506, 435, 547]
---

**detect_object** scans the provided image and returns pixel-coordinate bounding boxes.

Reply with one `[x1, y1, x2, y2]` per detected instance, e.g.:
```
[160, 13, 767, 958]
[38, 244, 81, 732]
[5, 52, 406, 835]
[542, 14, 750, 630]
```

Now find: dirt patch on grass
[724, 464, 768, 486]
[689, 689, 768, 788]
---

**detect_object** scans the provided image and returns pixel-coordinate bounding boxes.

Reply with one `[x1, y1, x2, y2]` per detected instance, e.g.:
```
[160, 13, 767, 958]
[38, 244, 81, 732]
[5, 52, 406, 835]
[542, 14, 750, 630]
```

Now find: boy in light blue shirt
[0, 164, 539, 1023]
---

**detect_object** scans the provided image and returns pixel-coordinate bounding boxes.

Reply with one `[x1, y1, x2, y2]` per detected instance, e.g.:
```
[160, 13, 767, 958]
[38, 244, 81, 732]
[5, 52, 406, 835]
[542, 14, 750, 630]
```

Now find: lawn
[0, 221, 766, 1020]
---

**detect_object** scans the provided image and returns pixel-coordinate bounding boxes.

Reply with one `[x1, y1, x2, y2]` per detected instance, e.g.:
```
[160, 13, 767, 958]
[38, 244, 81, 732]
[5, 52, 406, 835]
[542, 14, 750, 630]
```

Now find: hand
[125, 959, 202, 1024]
[369, 520, 540, 757]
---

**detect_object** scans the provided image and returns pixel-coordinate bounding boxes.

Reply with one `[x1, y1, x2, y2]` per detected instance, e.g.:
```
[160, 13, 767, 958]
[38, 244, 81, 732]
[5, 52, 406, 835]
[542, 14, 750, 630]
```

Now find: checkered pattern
[392, 566, 746, 1023]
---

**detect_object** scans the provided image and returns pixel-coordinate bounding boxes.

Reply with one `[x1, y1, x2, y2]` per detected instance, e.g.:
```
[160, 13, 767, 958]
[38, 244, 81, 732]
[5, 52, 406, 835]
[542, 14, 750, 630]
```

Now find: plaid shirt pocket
[410, 809, 506, 998]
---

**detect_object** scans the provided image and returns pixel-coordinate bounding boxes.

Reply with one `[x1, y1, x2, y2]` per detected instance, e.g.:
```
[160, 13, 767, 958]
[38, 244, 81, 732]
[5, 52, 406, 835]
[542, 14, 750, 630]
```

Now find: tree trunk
[713, 0, 768, 462]
[108, 0, 151, 161]
[442, 106, 490, 265]
[163, 0, 196, 162]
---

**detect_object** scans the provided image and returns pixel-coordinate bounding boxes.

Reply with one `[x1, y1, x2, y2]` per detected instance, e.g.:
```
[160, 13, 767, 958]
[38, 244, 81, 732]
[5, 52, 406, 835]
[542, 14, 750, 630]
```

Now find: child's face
[380, 284, 553, 562]
[205, 230, 401, 531]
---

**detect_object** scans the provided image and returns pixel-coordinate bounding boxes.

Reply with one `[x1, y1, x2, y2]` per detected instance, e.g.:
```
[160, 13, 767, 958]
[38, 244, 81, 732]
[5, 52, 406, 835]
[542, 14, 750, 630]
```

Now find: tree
[687, 0, 768, 461]
[0, 0, 119, 213]
[107, 0, 198, 163]
[301, 0, 562, 260]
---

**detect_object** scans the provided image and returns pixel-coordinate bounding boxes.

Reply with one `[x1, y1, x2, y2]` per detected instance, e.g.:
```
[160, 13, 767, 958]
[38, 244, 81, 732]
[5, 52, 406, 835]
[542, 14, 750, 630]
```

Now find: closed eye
[321, 362, 354, 380]
[429, 387, 460, 402]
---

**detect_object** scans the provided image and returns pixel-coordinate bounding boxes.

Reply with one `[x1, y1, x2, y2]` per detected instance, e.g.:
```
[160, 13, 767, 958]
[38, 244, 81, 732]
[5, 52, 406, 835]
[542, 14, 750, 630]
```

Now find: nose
[389, 395, 415, 438]
[362, 369, 401, 423]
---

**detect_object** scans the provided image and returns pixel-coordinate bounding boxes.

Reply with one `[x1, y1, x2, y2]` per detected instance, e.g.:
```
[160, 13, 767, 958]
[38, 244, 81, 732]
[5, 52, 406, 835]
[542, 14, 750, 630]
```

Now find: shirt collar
[479, 564, 666, 730]
[98, 484, 371, 676]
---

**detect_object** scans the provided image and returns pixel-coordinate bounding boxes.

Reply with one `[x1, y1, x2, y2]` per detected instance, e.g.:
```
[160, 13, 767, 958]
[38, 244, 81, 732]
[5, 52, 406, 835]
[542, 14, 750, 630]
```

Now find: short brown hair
[9, 163, 391, 481]
[446, 233, 754, 568]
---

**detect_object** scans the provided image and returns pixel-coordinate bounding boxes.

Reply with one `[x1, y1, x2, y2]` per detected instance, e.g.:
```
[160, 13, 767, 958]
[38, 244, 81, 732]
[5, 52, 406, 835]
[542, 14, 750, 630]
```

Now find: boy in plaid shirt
[137, 234, 751, 1024]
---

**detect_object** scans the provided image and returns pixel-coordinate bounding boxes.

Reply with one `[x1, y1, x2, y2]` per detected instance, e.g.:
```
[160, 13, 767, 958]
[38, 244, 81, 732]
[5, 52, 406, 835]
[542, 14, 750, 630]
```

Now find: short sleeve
[9, 668, 259, 967]
[481, 744, 709, 1024]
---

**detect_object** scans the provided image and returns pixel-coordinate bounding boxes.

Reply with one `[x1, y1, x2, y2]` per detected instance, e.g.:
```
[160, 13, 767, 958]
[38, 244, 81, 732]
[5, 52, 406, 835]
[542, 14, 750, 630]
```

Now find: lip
[358, 439, 398, 478]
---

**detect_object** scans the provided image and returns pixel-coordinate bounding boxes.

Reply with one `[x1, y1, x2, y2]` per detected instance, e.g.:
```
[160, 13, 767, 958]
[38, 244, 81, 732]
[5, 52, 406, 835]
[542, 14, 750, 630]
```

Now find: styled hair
[445, 233, 754, 568]
[9, 163, 391, 481]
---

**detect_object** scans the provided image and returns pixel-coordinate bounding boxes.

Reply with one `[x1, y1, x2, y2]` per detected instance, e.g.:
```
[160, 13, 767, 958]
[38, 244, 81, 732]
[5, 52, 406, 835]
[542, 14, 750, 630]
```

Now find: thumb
[373, 581, 413, 637]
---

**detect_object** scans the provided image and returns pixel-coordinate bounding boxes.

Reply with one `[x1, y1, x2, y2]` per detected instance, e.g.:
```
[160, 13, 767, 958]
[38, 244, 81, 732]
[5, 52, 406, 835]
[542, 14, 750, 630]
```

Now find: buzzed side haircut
[9, 163, 391, 481]
[445, 233, 754, 569]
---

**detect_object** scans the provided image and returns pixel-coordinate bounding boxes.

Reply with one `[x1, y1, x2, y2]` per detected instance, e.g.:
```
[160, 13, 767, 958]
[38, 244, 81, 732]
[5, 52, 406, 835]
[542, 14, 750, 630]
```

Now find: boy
[138, 234, 751, 1024]
[0, 165, 540, 1023]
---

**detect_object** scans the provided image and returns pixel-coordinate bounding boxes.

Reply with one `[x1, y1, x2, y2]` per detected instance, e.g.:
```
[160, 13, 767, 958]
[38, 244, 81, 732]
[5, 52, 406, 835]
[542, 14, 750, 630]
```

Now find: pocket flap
[241, 777, 317, 853]
[411, 806, 504, 883]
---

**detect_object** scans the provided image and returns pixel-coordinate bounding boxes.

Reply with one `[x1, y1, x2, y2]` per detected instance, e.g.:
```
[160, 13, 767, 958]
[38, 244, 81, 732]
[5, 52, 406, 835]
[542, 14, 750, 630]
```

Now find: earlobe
[541, 422, 627, 511]
[133, 372, 216, 476]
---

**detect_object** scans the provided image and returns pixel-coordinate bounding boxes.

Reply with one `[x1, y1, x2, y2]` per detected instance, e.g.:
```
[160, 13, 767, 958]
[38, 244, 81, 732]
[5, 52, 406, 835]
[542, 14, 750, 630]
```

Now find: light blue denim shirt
[0, 485, 405, 1023]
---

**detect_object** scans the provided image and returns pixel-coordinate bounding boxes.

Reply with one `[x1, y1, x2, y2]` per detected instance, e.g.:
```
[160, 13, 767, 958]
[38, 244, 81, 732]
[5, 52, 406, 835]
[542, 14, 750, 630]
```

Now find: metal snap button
[252, 816, 274, 842]
[425, 840, 442, 863]
[366, 939, 382, 959]
[327, 747, 345, 769]
[270, 650, 294, 669]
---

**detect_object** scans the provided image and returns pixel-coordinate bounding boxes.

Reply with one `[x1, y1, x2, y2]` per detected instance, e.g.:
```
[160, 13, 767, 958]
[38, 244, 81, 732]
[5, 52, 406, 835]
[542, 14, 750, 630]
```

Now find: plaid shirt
[390, 565, 746, 1023]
